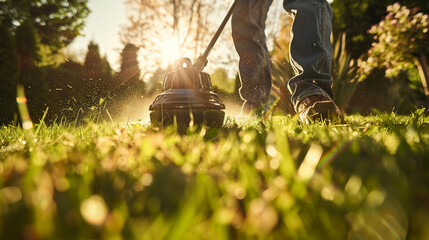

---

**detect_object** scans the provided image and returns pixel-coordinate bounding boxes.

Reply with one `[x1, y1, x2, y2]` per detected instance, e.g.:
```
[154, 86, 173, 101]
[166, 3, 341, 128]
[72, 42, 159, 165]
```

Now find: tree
[81, 41, 115, 110]
[120, 0, 228, 76]
[15, 19, 49, 122]
[101, 55, 114, 92]
[83, 41, 105, 104]
[116, 43, 141, 88]
[0, 0, 90, 123]
[0, 23, 19, 125]
[0, 0, 90, 51]
[15, 19, 40, 73]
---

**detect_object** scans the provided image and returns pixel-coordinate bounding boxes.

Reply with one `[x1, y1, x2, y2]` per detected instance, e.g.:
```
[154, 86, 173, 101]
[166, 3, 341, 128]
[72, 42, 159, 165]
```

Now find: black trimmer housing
[149, 58, 225, 127]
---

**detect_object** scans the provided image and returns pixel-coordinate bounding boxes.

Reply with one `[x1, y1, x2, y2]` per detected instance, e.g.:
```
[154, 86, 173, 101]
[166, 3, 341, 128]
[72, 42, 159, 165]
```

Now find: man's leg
[283, 0, 335, 111]
[232, 0, 273, 112]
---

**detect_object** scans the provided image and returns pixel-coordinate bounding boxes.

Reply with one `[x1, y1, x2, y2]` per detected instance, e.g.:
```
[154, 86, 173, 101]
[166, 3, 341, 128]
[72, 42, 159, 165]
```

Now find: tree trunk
[416, 53, 429, 104]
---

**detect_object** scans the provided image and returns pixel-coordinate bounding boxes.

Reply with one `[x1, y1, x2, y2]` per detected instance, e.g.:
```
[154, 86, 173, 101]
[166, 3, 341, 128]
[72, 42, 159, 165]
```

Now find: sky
[69, 0, 127, 71]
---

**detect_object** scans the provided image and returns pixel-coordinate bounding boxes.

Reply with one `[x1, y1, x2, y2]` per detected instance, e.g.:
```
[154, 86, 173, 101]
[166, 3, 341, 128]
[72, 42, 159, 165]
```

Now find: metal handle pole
[193, 0, 239, 72]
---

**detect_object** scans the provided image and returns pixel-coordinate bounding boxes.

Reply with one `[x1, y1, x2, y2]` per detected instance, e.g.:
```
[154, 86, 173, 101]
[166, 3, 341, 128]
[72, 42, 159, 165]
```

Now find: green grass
[1, 110, 429, 240]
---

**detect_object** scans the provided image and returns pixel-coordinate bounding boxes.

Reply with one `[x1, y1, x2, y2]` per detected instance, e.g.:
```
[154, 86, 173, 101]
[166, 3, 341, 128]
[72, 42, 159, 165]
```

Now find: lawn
[1, 110, 429, 240]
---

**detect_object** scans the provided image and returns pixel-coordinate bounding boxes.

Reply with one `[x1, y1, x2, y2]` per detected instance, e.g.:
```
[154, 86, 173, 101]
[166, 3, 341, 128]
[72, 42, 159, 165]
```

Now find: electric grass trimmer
[149, 0, 239, 127]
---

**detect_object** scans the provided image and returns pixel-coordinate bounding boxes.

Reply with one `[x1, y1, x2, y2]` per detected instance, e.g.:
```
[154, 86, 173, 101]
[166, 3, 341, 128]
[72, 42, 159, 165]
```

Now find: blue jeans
[232, 0, 334, 111]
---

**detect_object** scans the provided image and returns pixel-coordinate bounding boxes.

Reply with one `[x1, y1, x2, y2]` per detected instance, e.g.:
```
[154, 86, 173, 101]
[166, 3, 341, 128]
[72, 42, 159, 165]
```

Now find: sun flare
[160, 37, 182, 68]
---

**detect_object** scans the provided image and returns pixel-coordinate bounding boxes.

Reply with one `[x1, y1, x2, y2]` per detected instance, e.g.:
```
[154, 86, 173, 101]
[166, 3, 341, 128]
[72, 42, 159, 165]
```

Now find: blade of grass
[35, 107, 49, 136]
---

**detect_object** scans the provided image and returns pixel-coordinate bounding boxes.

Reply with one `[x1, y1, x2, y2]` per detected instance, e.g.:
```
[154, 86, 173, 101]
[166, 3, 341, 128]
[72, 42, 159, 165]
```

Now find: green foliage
[101, 56, 114, 88]
[0, 23, 19, 125]
[270, 41, 295, 114]
[331, 0, 429, 58]
[20, 67, 49, 122]
[108, 43, 146, 111]
[1, 112, 428, 239]
[44, 60, 86, 122]
[331, 0, 388, 58]
[270, 27, 361, 113]
[15, 19, 49, 122]
[116, 43, 140, 88]
[0, 0, 90, 50]
[0, 0, 91, 124]
[211, 68, 234, 93]
[84, 41, 104, 83]
[331, 33, 360, 111]
[269, 17, 294, 114]
[83, 41, 112, 107]
[212, 72, 241, 104]
[15, 19, 40, 70]
[147, 67, 172, 95]
[358, 3, 429, 79]
[38, 45, 114, 124]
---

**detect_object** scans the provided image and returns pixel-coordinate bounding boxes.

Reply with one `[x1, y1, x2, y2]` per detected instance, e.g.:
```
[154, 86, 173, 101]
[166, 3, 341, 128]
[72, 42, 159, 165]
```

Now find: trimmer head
[149, 58, 225, 127]
[149, 0, 239, 128]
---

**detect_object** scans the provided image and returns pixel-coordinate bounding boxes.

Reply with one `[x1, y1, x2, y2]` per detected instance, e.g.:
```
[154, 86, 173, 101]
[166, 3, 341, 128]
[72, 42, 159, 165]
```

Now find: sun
[160, 37, 182, 68]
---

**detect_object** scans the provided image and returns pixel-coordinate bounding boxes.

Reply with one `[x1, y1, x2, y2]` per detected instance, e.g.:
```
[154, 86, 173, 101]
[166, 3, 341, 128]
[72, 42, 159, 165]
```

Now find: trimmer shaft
[149, 0, 239, 128]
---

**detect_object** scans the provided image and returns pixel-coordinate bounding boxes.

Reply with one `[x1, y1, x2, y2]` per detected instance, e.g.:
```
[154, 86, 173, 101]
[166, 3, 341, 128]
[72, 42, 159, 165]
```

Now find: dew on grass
[234, 187, 246, 200]
[296, 144, 323, 181]
[80, 195, 108, 226]
[140, 173, 153, 186]
[321, 187, 335, 201]
[247, 199, 278, 234]
[1, 186, 22, 204]
[345, 175, 362, 196]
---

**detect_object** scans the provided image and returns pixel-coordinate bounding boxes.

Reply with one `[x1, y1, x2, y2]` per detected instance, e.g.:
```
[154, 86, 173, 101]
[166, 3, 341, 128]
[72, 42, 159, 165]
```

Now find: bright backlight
[160, 37, 182, 68]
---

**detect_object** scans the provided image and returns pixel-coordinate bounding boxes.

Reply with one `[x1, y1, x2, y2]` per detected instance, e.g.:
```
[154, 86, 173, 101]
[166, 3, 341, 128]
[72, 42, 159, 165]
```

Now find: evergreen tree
[0, 23, 19, 125]
[111, 43, 145, 100]
[59, 60, 86, 101]
[117, 43, 141, 88]
[101, 55, 114, 94]
[15, 19, 39, 73]
[83, 41, 104, 106]
[82, 41, 114, 109]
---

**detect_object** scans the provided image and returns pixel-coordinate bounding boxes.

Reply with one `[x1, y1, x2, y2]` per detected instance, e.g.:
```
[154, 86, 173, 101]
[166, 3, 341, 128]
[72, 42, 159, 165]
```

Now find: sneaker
[297, 95, 344, 124]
